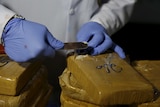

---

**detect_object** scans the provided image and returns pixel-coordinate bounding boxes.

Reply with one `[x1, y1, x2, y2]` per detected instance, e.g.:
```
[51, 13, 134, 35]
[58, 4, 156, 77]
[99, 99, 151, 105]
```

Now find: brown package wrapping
[60, 69, 134, 107]
[61, 92, 136, 107]
[132, 60, 160, 107]
[60, 92, 101, 107]
[66, 53, 154, 105]
[59, 69, 94, 103]
[0, 55, 42, 95]
[0, 65, 50, 107]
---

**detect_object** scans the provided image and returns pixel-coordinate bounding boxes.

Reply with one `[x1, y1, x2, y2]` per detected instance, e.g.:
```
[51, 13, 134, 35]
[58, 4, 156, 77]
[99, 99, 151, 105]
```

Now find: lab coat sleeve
[0, 4, 16, 43]
[90, 0, 137, 35]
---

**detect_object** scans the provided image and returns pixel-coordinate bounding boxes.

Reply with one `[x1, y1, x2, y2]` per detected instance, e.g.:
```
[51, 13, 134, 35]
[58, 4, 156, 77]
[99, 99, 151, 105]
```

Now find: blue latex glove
[77, 22, 126, 59]
[2, 18, 64, 62]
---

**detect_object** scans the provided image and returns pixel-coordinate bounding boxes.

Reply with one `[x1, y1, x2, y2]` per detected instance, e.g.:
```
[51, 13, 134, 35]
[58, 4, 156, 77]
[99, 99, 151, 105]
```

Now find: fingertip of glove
[120, 54, 126, 59]
[90, 50, 99, 56]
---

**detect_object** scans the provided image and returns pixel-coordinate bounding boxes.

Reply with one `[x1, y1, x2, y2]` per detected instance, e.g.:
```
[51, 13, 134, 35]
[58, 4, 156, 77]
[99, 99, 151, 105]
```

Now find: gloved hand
[77, 22, 126, 59]
[2, 18, 64, 62]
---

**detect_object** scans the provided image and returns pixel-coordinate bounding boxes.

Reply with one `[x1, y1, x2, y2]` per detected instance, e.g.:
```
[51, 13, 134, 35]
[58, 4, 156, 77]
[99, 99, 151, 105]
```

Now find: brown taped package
[0, 65, 50, 107]
[132, 60, 160, 107]
[60, 92, 101, 107]
[0, 55, 42, 95]
[66, 53, 154, 105]
[60, 69, 135, 107]
[61, 92, 136, 107]
[59, 69, 94, 104]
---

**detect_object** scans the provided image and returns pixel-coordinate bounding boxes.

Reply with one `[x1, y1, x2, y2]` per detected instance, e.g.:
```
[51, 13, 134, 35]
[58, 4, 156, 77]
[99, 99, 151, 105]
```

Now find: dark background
[112, 0, 160, 61]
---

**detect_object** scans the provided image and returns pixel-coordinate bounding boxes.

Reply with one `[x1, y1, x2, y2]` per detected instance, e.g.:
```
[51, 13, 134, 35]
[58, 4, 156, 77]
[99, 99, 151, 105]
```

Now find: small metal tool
[63, 42, 88, 50]
[62, 42, 88, 58]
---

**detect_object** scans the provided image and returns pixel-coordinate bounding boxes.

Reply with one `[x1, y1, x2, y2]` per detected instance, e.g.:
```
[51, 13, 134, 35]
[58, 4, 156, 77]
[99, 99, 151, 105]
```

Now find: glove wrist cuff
[1, 14, 25, 45]
[11, 14, 25, 20]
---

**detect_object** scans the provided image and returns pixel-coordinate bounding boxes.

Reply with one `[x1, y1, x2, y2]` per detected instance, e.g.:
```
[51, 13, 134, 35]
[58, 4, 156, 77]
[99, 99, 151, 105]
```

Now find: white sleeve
[0, 4, 16, 43]
[90, 0, 137, 35]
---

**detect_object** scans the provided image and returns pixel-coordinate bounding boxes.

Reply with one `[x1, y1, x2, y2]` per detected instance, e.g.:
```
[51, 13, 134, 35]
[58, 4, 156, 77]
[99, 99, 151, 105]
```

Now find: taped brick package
[0, 55, 42, 95]
[60, 69, 135, 107]
[61, 52, 155, 106]
[59, 69, 94, 104]
[0, 54, 52, 107]
[0, 65, 51, 107]
[60, 91, 101, 107]
[131, 60, 160, 107]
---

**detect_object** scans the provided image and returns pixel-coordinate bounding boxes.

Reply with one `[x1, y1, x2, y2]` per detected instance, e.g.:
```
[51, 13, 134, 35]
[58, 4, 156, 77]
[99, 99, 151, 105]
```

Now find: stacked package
[132, 60, 160, 107]
[0, 54, 52, 107]
[59, 52, 156, 107]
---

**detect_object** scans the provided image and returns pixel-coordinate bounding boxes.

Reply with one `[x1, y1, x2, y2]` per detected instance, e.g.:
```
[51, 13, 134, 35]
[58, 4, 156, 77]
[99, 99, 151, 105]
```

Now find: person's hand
[77, 22, 126, 59]
[2, 18, 64, 62]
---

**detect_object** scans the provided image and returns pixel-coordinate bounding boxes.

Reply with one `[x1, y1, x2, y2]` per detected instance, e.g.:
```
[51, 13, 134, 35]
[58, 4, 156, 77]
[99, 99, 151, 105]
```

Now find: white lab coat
[0, 0, 137, 43]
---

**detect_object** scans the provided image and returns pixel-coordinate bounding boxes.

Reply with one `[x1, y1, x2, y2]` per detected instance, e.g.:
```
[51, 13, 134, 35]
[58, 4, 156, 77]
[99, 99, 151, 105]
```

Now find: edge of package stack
[0, 54, 53, 107]
[59, 52, 160, 107]
[131, 60, 160, 107]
